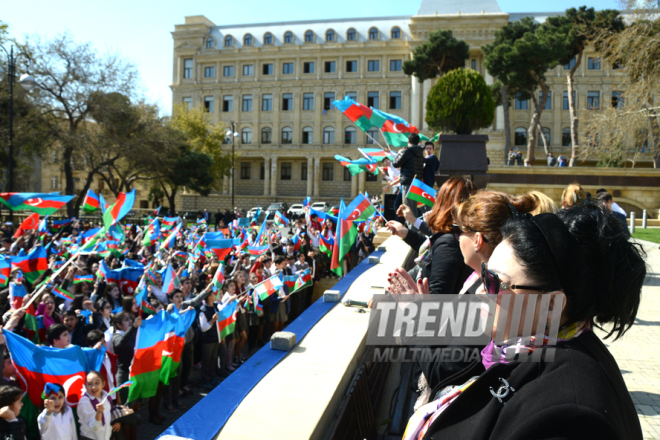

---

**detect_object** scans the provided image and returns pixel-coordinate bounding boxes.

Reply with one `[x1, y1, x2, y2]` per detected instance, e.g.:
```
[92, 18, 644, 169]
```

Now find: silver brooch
[489, 378, 515, 404]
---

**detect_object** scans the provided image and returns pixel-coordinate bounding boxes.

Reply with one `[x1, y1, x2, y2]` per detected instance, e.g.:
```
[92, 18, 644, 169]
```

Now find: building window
[284, 31, 293, 43]
[390, 60, 402, 71]
[587, 91, 600, 110]
[204, 66, 215, 78]
[244, 34, 253, 46]
[562, 128, 572, 147]
[51, 152, 58, 163]
[369, 27, 379, 40]
[391, 27, 401, 39]
[326, 30, 335, 42]
[282, 62, 294, 74]
[183, 59, 193, 79]
[368, 92, 379, 109]
[515, 93, 528, 110]
[564, 58, 576, 70]
[344, 167, 352, 182]
[537, 127, 551, 147]
[471, 59, 477, 70]
[224, 35, 233, 47]
[347, 29, 357, 41]
[260, 162, 265, 180]
[242, 128, 252, 144]
[303, 93, 314, 110]
[302, 127, 313, 144]
[51, 176, 58, 190]
[243, 64, 253, 76]
[346, 60, 357, 72]
[324, 92, 335, 110]
[282, 127, 293, 144]
[281, 162, 292, 180]
[389, 91, 401, 110]
[366, 172, 378, 182]
[563, 91, 576, 110]
[223, 65, 234, 77]
[183, 97, 192, 110]
[587, 57, 601, 70]
[301, 162, 308, 181]
[223, 95, 233, 112]
[345, 126, 357, 144]
[305, 31, 314, 43]
[514, 127, 527, 146]
[539, 91, 551, 110]
[261, 127, 272, 143]
[368, 60, 380, 72]
[240, 163, 251, 179]
[264, 33, 273, 45]
[206, 37, 214, 48]
[612, 91, 624, 109]
[262, 64, 273, 75]
[323, 127, 335, 144]
[325, 61, 336, 73]
[346, 92, 357, 101]
[242, 95, 253, 112]
[204, 96, 214, 113]
[322, 163, 334, 181]
[262, 94, 273, 111]
[282, 93, 293, 111]
[367, 128, 378, 144]
[303, 62, 314, 73]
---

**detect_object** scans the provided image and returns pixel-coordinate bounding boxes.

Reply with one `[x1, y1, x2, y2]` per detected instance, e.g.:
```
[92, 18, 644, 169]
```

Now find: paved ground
[596, 239, 660, 439]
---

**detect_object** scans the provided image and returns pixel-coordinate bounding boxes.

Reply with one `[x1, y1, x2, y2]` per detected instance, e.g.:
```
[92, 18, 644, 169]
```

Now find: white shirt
[611, 202, 626, 216]
[78, 392, 113, 440]
[38, 407, 78, 440]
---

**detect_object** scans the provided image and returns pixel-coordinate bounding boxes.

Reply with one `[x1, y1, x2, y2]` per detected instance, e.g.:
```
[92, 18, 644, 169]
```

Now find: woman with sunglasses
[405, 202, 644, 440]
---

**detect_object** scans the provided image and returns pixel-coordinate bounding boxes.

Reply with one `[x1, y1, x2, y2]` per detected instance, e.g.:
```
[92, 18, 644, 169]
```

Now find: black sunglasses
[452, 223, 489, 243]
[480, 262, 550, 296]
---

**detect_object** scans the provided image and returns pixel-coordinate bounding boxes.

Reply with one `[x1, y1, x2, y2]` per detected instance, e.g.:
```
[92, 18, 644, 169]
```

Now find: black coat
[393, 145, 425, 186]
[423, 331, 642, 440]
[403, 230, 472, 296]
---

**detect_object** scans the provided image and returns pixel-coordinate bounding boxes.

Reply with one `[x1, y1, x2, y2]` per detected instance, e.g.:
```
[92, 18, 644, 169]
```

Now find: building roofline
[208, 15, 413, 30]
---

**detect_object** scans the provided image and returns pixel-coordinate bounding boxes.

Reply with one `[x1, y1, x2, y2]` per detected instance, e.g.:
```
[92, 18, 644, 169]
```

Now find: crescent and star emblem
[25, 198, 43, 206]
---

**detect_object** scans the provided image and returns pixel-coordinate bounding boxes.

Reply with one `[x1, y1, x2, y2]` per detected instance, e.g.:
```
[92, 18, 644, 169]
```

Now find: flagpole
[379, 128, 392, 152]
[363, 132, 388, 151]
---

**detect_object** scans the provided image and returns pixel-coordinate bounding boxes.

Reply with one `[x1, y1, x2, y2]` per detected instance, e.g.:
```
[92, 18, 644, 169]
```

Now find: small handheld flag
[52, 286, 75, 301]
[41, 382, 63, 400]
[100, 380, 134, 404]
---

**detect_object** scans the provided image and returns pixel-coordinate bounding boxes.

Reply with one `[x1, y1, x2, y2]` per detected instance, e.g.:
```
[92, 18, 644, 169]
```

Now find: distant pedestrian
[422, 142, 439, 189]
[547, 152, 557, 167]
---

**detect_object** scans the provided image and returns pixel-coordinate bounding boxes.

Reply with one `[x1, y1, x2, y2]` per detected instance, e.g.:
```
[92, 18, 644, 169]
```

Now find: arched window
[562, 128, 572, 147]
[284, 31, 293, 44]
[347, 29, 357, 41]
[302, 127, 313, 144]
[366, 128, 378, 144]
[323, 127, 335, 144]
[391, 27, 401, 39]
[224, 35, 233, 47]
[242, 127, 252, 144]
[206, 37, 214, 48]
[261, 127, 272, 144]
[514, 127, 527, 146]
[326, 29, 335, 42]
[344, 126, 357, 144]
[304, 31, 314, 43]
[244, 34, 253, 46]
[538, 127, 551, 147]
[369, 27, 379, 40]
[263, 33, 273, 45]
[282, 127, 293, 144]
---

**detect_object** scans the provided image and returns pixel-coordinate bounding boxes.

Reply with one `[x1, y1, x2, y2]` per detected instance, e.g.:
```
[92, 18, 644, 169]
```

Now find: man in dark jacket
[423, 142, 439, 189]
[393, 133, 425, 222]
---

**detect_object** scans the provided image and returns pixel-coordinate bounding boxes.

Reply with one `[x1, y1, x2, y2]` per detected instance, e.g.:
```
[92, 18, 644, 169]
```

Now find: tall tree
[540, 7, 625, 166]
[22, 33, 139, 216]
[403, 29, 469, 81]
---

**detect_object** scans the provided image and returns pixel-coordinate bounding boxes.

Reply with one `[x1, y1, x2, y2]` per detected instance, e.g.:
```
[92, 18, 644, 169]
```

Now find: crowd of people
[0, 205, 378, 440]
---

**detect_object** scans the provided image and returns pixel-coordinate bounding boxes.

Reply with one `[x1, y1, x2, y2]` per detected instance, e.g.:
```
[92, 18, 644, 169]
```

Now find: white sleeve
[70, 410, 79, 440]
[413, 218, 423, 231]
[199, 311, 213, 332]
[77, 397, 103, 431]
[37, 410, 51, 434]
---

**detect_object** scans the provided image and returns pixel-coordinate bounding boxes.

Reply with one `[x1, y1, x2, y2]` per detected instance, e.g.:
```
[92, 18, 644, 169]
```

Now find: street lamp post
[226, 122, 239, 208]
[0, 45, 36, 196]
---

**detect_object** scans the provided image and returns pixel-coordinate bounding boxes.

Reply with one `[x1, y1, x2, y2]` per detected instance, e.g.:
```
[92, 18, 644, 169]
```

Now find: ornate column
[306, 157, 313, 196]
[358, 171, 366, 194]
[263, 156, 270, 196]
[313, 156, 321, 197]
[351, 172, 358, 197]
[422, 79, 432, 131]
[270, 156, 278, 196]
[411, 76, 420, 128]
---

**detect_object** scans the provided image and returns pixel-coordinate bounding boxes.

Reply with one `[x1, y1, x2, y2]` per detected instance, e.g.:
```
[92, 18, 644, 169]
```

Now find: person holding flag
[198, 288, 221, 390]
[392, 133, 425, 224]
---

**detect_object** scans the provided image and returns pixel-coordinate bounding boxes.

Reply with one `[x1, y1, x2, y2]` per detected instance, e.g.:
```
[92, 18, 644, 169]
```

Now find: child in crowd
[78, 370, 114, 440]
[0, 385, 25, 440]
[38, 382, 77, 440]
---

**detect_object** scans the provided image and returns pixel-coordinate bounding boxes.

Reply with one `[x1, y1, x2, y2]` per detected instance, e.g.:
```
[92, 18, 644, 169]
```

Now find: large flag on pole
[81, 189, 100, 213]
[330, 199, 346, 277]
[11, 246, 47, 284]
[332, 96, 387, 132]
[13, 213, 40, 238]
[103, 190, 136, 230]
[335, 155, 378, 176]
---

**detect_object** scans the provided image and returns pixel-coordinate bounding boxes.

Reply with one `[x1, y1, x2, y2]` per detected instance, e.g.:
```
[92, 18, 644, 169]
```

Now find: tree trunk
[62, 145, 75, 217]
[538, 121, 549, 156]
[649, 108, 660, 168]
[568, 50, 582, 167]
[501, 84, 512, 164]
[526, 83, 550, 164]
[161, 182, 177, 214]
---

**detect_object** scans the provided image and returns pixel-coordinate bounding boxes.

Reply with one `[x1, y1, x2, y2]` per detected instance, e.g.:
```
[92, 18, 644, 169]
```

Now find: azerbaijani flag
[81, 189, 100, 213]
[105, 381, 134, 400]
[205, 238, 235, 260]
[406, 178, 436, 208]
[0, 192, 56, 210]
[13, 213, 40, 238]
[52, 286, 75, 301]
[17, 195, 75, 215]
[143, 218, 161, 246]
[161, 216, 178, 229]
[358, 148, 394, 162]
[217, 300, 238, 340]
[344, 193, 377, 223]
[253, 275, 284, 301]
[4, 329, 104, 407]
[211, 264, 225, 289]
[50, 219, 72, 233]
[103, 190, 136, 230]
[319, 234, 334, 258]
[292, 269, 313, 293]
[330, 199, 347, 277]
[282, 275, 297, 289]
[161, 224, 181, 249]
[335, 155, 378, 176]
[381, 119, 417, 147]
[332, 96, 387, 132]
[289, 234, 301, 252]
[11, 246, 47, 284]
[273, 211, 289, 227]
[74, 274, 94, 284]
[161, 264, 181, 294]
[9, 282, 28, 309]
[336, 194, 376, 267]
[135, 285, 157, 316]
[302, 197, 311, 208]
[248, 244, 269, 256]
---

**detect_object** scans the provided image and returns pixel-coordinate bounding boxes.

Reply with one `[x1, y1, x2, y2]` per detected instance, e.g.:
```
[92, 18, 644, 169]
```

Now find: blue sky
[2, 0, 618, 114]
